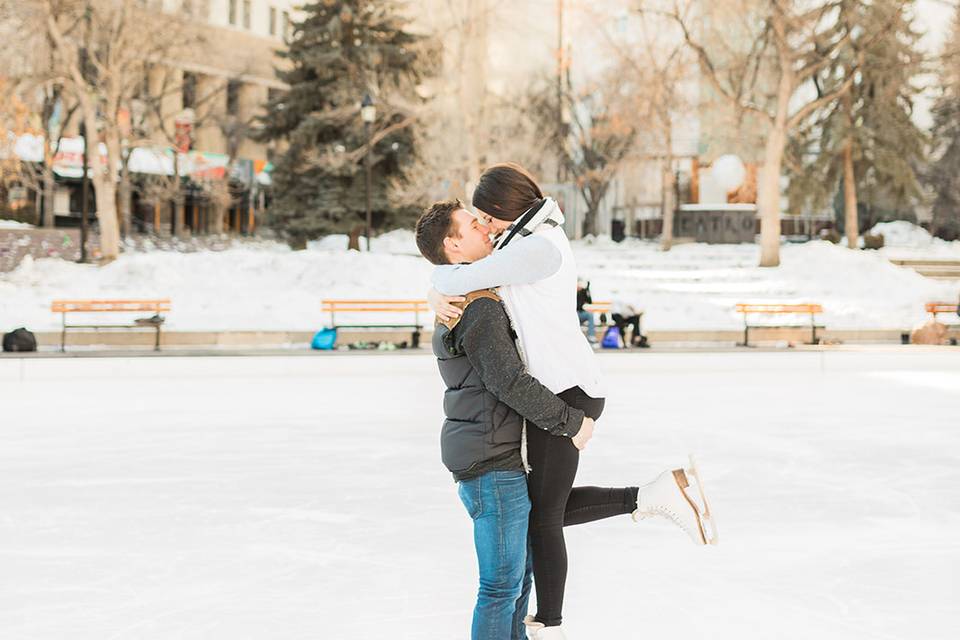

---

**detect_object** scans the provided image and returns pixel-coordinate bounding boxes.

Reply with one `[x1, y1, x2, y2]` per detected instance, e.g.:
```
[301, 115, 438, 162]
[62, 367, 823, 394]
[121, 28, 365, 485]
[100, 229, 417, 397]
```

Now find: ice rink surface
[1, 350, 958, 639]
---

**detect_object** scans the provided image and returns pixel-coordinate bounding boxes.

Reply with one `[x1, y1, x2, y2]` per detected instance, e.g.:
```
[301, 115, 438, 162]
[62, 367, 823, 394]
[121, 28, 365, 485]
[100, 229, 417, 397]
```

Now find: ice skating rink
[1, 350, 958, 639]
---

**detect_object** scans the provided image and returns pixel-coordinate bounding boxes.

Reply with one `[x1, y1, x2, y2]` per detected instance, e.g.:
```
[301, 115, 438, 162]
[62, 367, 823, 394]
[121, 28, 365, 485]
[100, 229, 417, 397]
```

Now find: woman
[428, 163, 717, 638]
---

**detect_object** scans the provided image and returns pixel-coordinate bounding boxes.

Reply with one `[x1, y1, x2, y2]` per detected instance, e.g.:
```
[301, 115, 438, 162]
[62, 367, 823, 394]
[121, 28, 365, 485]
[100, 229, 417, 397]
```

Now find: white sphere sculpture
[711, 154, 746, 192]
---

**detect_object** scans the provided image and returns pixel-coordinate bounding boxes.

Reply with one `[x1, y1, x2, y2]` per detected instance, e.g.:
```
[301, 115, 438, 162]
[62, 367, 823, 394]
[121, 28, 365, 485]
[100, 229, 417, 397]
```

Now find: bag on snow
[601, 325, 622, 349]
[2, 327, 38, 352]
[311, 328, 337, 350]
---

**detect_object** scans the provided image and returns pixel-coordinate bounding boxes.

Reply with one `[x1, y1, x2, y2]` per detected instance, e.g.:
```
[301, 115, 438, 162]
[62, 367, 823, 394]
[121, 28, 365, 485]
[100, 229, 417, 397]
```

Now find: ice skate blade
[684, 454, 719, 545]
[671, 468, 707, 544]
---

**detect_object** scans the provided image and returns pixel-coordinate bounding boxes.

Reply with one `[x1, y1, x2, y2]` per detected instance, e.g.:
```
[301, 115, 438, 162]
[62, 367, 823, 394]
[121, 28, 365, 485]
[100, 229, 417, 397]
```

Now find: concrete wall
[0, 229, 97, 273]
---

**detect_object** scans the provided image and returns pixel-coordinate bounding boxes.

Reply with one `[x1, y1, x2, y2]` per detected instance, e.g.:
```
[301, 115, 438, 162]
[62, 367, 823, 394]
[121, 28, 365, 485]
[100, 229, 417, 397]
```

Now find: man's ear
[442, 235, 458, 256]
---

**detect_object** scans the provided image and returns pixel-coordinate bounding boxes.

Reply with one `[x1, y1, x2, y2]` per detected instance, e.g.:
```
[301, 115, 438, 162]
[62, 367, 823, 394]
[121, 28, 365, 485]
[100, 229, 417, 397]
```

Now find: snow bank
[1, 230, 957, 333]
[0, 240, 433, 332]
[306, 229, 419, 255]
[870, 220, 960, 258]
[0, 219, 33, 229]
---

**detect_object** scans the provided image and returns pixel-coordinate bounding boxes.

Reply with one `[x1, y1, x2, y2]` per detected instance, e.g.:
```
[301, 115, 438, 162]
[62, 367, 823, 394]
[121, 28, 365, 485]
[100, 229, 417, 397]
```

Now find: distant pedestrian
[611, 300, 648, 348]
[576, 279, 596, 344]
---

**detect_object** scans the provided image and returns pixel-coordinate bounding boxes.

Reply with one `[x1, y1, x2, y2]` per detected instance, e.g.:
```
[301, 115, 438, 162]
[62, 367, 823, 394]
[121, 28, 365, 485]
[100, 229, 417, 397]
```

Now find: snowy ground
[1, 350, 958, 639]
[1, 223, 958, 334]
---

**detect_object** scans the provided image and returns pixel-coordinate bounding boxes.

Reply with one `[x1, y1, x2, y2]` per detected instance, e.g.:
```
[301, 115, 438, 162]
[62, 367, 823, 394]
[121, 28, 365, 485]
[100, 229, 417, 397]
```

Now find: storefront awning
[6, 134, 270, 185]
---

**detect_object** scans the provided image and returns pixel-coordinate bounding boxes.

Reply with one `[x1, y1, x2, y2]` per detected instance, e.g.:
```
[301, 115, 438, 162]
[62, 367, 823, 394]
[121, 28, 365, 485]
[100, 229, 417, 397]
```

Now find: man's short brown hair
[415, 199, 463, 265]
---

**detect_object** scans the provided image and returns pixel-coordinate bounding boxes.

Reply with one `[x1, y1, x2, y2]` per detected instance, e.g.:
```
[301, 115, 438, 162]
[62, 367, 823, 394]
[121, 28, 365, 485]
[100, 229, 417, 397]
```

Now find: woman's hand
[428, 288, 466, 323]
[571, 417, 595, 450]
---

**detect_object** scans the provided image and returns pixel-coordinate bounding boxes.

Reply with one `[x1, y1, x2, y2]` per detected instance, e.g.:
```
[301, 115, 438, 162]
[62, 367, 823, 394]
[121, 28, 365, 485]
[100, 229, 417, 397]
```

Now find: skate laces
[633, 501, 695, 537]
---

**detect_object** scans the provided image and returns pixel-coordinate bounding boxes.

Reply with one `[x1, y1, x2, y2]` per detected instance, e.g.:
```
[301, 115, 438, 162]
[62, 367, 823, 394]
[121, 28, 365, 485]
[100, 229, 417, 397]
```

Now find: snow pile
[870, 220, 960, 258]
[871, 221, 934, 247]
[575, 239, 957, 331]
[306, 229, 419, 255]
[0, 241, 433, 332]
[0, 219, 33, 229]
[1, 231, 958, 333]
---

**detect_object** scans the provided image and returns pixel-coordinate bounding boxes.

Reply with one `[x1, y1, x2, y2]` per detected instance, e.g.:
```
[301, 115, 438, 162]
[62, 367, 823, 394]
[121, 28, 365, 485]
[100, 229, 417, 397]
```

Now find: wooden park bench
[925, 301, 960, 344]
[736, 303, 824, 347]
[581, 301, 646, 343]
[579, 300, 611, 342]
[51, 299, 171, 352]
[925, 301, 959, 324]
[322, 299, 429, 348]
[583, 301, 612, 319]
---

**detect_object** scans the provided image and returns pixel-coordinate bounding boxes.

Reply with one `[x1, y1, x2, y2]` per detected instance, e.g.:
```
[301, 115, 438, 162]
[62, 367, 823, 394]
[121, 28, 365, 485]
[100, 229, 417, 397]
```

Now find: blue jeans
[578, 309, 596, 341]
[458, 470, 533, 640]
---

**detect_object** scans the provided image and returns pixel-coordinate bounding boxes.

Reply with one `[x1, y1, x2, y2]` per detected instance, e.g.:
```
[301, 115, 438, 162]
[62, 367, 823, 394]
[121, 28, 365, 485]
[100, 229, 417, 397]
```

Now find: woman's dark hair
[471, 163, 543, 221]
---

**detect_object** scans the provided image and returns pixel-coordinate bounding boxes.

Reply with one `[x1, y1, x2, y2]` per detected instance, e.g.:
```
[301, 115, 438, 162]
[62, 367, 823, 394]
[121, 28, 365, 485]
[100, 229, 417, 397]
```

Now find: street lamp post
[78, 122, 89, 263]
[360, 93, 376, 251]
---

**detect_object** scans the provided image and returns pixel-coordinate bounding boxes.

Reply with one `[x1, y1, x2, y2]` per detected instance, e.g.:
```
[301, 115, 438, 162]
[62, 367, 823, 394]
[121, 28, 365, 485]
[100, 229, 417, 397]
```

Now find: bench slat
[582, 301, 612, 313]
[52, 299, 171, 313]
[926, 302, 959, 314]
[323, 306, 428, 313]
[736, 303, 823, 314]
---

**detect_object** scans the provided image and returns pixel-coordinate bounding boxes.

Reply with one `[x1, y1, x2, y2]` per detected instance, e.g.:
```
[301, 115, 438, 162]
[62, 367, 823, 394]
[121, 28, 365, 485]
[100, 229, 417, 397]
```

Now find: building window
[182, 72, 197, 110]
[243, 0, 251, 29]
[269, 7, 276, 35]
[282, 11, 290, 39]
[228, 0, 237, 25]
[227, 80, 241, 116]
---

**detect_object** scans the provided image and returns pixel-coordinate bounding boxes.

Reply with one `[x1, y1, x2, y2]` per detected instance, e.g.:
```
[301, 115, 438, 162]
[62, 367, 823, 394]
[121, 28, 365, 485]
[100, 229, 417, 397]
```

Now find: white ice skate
[633, 454, 718, 545]
[524, 615, 567, 639]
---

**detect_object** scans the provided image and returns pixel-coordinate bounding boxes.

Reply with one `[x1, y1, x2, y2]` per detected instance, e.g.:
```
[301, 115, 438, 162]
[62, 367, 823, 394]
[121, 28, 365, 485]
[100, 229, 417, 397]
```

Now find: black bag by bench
[3, 327, 38, 352]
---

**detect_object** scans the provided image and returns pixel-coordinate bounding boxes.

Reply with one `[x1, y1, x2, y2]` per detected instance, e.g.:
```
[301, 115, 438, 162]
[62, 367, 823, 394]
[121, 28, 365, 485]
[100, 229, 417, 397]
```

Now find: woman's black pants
[526, 386, 638, 627]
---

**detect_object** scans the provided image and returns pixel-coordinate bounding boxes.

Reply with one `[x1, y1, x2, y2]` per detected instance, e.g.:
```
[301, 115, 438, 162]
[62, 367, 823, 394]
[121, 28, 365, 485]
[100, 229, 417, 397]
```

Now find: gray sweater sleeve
[456, 298, 585, 437]
[432, 235, 562, 295]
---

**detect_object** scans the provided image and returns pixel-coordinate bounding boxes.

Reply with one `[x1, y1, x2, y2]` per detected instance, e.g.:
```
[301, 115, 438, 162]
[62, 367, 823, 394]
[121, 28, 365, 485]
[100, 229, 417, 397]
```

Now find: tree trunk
[757, 132, 784, 267]
[172, 154, 186, 238]
[212, 198, 226, 234]
[119, 161, 132, 238]
[174, 199, 186, 238]
[456, 0, 487, 198]
[758, 69, 793, 267]
[660, 156, 676, 251]
[88, 116, 120, 262]
[42, 165, 56, 228]
[348, 224, 364, 251]
[843, 139, 859, 250]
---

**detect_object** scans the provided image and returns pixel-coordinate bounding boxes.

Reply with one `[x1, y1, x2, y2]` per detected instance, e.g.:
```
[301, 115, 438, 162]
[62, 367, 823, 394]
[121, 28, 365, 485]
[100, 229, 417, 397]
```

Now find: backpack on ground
[2, 328, 38, 352]
[311, 328, 337, 350]
[601, 325, 622, 349]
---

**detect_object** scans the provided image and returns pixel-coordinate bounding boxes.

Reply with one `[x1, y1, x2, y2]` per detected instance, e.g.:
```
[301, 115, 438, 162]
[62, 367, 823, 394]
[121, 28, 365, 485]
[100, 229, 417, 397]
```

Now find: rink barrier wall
[7, 327, 935, 351]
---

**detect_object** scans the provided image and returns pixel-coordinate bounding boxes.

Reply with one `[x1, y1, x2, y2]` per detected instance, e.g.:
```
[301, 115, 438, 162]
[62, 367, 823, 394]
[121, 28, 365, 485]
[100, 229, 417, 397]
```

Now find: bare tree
[646, 0, 866, 266]
[3, 0, 207, 261]
[136, 64, 230, 238]
[0, 80, 37, 216]
[528, 64, 645, 237]
[594, 8, 697, 250]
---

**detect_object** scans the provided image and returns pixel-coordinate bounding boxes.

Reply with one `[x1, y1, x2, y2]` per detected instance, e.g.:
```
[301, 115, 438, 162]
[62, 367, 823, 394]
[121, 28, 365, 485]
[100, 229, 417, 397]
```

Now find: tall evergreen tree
[256, 0, 427, 248]
[927, 9, 960, 240]
[787, 0, 926, 246]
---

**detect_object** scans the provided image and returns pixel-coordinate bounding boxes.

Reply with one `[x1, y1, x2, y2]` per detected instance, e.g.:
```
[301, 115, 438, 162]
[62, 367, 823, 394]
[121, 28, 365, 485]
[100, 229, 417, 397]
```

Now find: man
[576, 280, 597, 344]
[415, 200, 595, 640]
[611, 299, 649, 348]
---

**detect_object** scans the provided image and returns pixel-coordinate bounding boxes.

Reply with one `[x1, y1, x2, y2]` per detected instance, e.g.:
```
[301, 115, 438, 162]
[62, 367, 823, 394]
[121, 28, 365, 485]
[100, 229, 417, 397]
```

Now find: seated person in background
[576, 279, 597, 344]
[611, 300, 649, 348]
